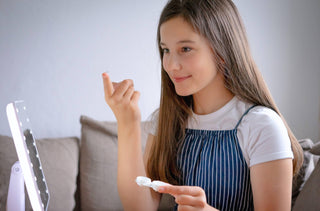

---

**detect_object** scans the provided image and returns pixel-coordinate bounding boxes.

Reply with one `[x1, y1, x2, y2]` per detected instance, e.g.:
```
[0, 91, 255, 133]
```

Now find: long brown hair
[147, 0, 303, 184]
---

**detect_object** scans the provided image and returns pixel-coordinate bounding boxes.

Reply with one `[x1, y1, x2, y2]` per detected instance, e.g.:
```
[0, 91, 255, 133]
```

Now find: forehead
[160, 16, 200, 44]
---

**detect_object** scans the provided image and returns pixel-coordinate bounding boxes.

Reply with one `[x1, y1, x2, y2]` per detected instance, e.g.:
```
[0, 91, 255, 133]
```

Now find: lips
[173, 75, 191, 83]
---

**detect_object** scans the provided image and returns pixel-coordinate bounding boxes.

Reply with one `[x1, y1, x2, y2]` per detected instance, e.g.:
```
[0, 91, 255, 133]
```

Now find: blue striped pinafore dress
[176, 106, 255, 211]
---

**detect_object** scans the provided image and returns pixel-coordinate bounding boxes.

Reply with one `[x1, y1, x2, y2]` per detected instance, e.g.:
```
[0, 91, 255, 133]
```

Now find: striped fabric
[176, 106, 255, 211]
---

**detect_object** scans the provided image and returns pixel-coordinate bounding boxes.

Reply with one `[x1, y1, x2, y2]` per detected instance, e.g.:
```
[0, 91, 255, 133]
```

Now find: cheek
[162, 58, 167, 71]
[191, 56, 218, 82]
[184, 55, 206, 73]
[179, 55, 198, 71]
[162, 56, 169, 73]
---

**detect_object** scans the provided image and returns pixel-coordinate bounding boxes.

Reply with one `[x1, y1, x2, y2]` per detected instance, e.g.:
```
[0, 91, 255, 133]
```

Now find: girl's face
[160, 16, 222, 97]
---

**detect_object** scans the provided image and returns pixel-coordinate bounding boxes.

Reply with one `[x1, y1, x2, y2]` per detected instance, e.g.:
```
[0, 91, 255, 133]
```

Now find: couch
[0, 115, 319, 211]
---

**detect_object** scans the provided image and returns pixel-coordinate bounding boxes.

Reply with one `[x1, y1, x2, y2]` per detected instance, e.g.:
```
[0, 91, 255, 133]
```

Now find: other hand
[158, 185, 218, 211]
[102, 72, 141, 125]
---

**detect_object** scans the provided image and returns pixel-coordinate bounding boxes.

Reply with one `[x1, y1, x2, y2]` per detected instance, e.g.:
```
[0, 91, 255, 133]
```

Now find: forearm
[101, 74, 158, 210]
[117, 123, 159, 211]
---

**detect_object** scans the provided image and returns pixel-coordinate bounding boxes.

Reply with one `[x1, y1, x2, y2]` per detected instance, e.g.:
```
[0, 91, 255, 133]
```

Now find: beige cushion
[79, 116, 123, 210]
[0, 135, 18, 211]
[293, 157, 320, 211]
[310, 141, 320, 155]
[0, 135, 79, 211]
[292, 139, 316, 206]
[79, 115, 175, 210]
[292, 140, 320, 210]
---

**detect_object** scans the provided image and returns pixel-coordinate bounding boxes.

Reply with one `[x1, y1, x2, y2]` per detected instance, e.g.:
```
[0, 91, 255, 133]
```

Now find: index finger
[158, 185, 202, 197]
[102, 72, 114, 97]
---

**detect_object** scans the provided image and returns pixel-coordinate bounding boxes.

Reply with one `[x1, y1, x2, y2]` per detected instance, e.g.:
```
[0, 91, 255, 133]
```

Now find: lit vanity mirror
[6, 101, 50, 211]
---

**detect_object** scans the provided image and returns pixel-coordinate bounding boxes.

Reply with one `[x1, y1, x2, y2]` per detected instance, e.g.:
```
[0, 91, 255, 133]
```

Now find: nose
[163, 53, 181, 72]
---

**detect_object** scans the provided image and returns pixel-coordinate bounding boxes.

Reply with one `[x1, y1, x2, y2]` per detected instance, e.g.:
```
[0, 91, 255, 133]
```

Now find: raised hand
[158, 185, 218, 211]
[102, 72, 141, 126]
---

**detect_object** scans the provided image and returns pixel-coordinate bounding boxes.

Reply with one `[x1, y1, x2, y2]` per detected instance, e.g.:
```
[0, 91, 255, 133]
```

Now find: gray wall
[1, 0, 319, 142]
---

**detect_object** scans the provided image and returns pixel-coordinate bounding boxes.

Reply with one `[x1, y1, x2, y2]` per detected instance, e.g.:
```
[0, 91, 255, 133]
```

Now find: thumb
[102, 72, 114, 97]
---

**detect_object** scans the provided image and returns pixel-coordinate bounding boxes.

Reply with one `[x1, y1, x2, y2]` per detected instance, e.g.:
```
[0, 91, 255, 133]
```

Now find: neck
[192, 73, 234, 115]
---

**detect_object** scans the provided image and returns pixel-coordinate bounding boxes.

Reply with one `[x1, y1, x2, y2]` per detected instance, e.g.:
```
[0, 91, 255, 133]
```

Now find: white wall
[0, 0, 319, 142]
[235, 0, 320, 142]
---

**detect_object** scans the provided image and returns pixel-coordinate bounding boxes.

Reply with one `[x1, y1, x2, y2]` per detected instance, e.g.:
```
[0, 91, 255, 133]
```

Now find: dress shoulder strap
[234, 105, 257, 129]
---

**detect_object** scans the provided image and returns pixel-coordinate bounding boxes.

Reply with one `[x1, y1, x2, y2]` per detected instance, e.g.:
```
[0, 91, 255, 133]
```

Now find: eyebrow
[160, 40, 196, 46]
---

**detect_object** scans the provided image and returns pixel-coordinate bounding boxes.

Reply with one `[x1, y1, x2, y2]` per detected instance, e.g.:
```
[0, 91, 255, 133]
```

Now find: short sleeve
[244, 107, 293, 167]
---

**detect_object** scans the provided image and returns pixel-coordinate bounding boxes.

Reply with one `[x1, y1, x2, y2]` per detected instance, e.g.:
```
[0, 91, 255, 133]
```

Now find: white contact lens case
[135, 176, 169, 192]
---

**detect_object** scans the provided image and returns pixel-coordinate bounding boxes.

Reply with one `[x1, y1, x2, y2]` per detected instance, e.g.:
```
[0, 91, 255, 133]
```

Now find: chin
[175, 88, 193, 97]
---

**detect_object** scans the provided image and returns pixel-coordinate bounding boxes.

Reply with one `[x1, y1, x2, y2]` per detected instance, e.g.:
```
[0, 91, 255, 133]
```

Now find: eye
[182, 47, 192, 52]
[161, 48, 169, 54]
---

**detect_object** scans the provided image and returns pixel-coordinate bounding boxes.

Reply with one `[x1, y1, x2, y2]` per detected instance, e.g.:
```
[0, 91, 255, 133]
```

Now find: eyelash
[161, 47, 192, 54]
[162, 48, 169, 54]
[182, 47, 191, 52]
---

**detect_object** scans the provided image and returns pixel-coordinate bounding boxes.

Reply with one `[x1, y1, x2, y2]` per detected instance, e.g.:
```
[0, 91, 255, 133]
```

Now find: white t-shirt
[149, 96, 293, 167]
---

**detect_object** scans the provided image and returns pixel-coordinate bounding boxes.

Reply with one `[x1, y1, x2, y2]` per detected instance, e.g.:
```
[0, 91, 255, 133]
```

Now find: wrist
[118, 120, 140, 131]
[117, 121, 141, 140]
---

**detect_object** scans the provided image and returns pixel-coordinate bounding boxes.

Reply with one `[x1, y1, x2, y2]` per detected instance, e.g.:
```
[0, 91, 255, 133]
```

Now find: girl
[102, 0, 303, 210]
